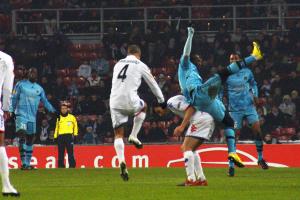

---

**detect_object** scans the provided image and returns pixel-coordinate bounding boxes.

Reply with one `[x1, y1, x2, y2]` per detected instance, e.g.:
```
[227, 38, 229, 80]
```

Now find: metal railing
[12, 4, 300, 37]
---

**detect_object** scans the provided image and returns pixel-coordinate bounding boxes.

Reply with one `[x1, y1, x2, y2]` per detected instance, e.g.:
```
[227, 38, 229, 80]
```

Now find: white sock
[114, 138, 125, 164]
[194, 152, 206, 181]
[130, 112, 146, 138]
[183, 151, 196, 181]
[0, 147, 12, 191]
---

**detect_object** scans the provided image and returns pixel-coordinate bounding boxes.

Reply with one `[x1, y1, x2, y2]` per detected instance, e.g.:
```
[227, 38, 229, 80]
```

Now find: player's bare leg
[0, 113, 20, 197]
[128, 103, 147, 149]
[177, 137, 207, 187]
[114, 126, 129, 181]
[252, 122, 269, 169]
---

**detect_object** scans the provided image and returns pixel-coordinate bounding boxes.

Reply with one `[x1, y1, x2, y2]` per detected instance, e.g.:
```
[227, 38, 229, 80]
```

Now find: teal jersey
[9, 80, 56, 122]
[226, 68, 258, 112]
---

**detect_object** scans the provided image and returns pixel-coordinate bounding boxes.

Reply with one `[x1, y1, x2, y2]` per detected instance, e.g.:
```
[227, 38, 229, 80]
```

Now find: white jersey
[110, 55, 164, 110]
[0, 51, 14, 114]
[167, 95, 215, 140]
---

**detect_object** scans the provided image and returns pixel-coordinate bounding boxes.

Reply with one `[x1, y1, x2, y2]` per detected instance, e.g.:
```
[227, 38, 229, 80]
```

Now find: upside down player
[176, 27, 264, 173]
[0, 51, 20, 197]
[225, 53, 268, 175]
[9, 68, 56, 170]
[156, 95, 214, 186]
[110, 45, 166, 181]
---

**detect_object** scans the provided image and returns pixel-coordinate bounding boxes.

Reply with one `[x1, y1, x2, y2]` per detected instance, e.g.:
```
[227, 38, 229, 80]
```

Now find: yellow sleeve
[54, 118, 59, 139]
[73, 115, 78, 136]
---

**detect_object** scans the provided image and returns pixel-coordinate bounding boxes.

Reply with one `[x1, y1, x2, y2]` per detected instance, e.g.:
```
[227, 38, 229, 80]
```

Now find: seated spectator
[291, 90, 300, 114]
[279, 95, 296, 118]
[78, 61, 91, 78]
[87, 69, 101, 86]
[68, 77, 79, 97]
[265, 106, 285, 131]
[88, 95, 106, 115]
[167, 116, 180, 137]
[38, 119, 51, 144]
[83, 126, 95, 144]
[90, 53, 110, 76]
[146, 121, 167, 142]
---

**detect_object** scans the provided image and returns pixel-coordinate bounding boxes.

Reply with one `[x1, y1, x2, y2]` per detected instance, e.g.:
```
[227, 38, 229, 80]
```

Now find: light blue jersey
[226, 68, 259, 129]
[9, 80, 55, 134]
[178, 56, 225, 122]
[226, 68, 258, 112]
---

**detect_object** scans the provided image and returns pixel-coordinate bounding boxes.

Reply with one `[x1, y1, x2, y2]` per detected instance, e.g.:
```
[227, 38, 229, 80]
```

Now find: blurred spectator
[90, 53, 110, 76]
[87, 70, 101, 86]
[38, 119, 51, 144]
[279, 95, 296, 118]
[146, 121, 167, 142]
[83, 126, 96, 144]
[78, 61, 92, 78]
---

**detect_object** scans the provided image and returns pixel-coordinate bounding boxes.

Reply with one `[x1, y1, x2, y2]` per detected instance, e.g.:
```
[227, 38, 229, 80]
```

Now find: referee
[54, 103, 78, 168]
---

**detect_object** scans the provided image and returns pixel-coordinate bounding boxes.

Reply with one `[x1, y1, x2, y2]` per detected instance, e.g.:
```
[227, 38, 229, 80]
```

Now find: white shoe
[128, 135, 143, 149]
[2, 186, 20, 197]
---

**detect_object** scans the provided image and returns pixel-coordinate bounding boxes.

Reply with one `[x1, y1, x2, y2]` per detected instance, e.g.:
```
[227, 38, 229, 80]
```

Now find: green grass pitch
[8, 168, 300, 200]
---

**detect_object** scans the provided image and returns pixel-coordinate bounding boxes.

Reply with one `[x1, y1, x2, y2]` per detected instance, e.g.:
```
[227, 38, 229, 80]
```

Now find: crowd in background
[0, 0, 300, 145]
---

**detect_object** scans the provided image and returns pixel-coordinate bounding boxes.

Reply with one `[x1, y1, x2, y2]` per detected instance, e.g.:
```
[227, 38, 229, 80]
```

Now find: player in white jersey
[0, 51, 20, 197]
[110, 45, 166, 181]
[155, 95, 214, 186]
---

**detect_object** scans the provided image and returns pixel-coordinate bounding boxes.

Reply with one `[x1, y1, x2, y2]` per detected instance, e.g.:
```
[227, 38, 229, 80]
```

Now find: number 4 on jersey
[117, 64, 129, 82]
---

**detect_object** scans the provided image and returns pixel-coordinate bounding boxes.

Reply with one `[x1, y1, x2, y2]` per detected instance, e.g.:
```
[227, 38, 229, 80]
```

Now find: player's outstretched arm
[174, 106, 195, 137]
[141, 65, 166, 108]
[40, 89, 56, 113]
[182, 27, 194, 61]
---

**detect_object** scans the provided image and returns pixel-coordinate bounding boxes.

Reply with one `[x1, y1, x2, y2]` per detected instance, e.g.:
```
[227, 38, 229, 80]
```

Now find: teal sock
[24, 144, 33, 166]
[255, 140, 263, 161]
[244, 55, 256, 64]
[229, 159, 235, 168]
[19, 141, 26, 166]
[227, 55, 256, 73]
[225, 128, 236, 153]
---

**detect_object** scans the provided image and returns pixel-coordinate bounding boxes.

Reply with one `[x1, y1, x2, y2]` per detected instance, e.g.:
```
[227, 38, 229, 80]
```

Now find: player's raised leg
[128, 102, 147, 149]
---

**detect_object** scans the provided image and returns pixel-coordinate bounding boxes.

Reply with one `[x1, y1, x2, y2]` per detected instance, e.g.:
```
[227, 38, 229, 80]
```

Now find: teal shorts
[16, 116, 36, 135]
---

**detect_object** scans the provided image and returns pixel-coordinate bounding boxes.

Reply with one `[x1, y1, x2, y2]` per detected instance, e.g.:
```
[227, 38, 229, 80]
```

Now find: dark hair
[127, 44, 141, 55]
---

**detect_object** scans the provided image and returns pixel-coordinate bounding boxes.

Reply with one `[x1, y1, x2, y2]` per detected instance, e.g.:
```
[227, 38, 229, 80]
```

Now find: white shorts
[110, 99, 145, 128]
[185, 111, 215, 140]
[0, 111, 4, 133]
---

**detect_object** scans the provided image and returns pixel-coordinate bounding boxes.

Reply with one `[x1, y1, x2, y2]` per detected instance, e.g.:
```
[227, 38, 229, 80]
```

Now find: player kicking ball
[155, 95, 214, 186]
[0, 51, 20, 197]
[110, 45, 166, 181]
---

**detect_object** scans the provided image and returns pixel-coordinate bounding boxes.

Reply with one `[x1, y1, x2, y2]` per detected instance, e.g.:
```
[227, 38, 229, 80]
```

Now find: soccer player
[0, 51, 20, 197]
[156, 95, 214, 186]
[225, 53, 269, 174]
[177, 27, 263, 172]
[10, 68, 56, 170]
[109, 45, 166, 181]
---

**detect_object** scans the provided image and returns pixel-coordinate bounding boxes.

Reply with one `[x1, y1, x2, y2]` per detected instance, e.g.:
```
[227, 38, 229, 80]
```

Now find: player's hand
[174, 125, 185, 137]
[187, 27, 194, 35]
[154, 106, 167, 117]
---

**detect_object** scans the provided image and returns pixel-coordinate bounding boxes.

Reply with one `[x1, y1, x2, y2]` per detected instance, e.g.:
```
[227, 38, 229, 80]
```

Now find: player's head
[229, 53, 241, 63]
[27, 67, 38, 82]
[191, 54, 203, 68]
[127, 44, 141, 60]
